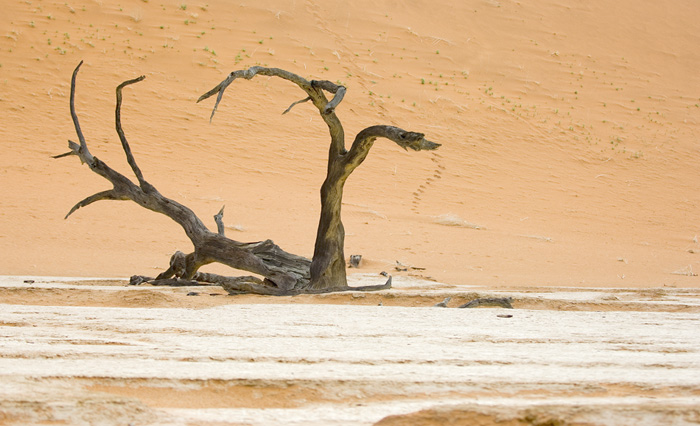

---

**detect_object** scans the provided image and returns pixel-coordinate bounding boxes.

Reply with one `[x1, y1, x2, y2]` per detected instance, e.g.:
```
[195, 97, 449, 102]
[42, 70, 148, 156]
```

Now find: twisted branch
[344, 125, 440, 173]
[201, 66, 438, 291]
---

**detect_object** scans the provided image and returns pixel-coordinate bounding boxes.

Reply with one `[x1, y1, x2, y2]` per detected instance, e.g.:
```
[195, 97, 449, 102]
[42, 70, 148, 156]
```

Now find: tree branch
[58, 63, 213, 242]
[52, 151, 75, 159]
[201, 273, 283, 295]
[282, 96, 312, 115]
[197, 72, 235, 122]
[69, 61, 94, 165]
[343, 125, 440, 173]
[65, 190, 121, 219]
[131, 277, 212, 287]
[197, 66, 347, 156]
[198, 66, 314, 121]
[132, 271, 391, 296]
[115, 75, 154, 192]
[324, 86, 345, 115]
[215, 274, 390, 296]
[52, 140, 81, 159]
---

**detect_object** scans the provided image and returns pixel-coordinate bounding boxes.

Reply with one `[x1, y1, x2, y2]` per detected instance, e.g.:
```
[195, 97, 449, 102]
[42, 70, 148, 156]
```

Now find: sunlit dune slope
[1, 0, 699, 287]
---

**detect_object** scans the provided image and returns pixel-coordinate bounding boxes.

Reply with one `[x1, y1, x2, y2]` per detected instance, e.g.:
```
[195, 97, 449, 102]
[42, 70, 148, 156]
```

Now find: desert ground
[1, 275, 700, 425]
[1, 0, 700, 424]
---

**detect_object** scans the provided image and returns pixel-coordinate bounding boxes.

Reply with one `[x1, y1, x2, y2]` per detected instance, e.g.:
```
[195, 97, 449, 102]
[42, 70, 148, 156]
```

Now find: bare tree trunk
[308, 126, 439, 290]
[57, 62, 438, 295]
[310, 166, 348, 290]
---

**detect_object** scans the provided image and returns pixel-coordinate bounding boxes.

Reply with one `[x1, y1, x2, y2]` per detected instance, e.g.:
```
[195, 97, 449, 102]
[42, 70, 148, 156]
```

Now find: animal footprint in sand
[412, 152, 444, 213]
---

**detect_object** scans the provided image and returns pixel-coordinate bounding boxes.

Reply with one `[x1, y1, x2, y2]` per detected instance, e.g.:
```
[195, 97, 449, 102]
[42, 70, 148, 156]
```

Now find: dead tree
[56, 62, 439, 295]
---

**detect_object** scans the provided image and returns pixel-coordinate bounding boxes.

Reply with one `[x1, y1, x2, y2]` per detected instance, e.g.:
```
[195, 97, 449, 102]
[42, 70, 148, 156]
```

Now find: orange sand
[2, 0, 699, 288]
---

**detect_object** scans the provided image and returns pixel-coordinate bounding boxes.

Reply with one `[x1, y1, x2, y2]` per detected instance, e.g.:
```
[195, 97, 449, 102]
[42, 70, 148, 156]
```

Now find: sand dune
[2, 0, 700, 287]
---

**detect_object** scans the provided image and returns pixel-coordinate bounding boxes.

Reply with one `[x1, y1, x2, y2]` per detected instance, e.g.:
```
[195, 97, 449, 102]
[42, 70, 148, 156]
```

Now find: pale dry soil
[1, 275, 699, 426]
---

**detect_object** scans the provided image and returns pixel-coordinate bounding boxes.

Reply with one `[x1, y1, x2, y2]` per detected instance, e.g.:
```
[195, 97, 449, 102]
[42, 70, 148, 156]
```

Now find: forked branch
[198, 68, 346, 113]
[56, 62, 313, 292]
[198, 67, 315, 121]
[198, 66, 348, 156]
[282, 96, 312, 115]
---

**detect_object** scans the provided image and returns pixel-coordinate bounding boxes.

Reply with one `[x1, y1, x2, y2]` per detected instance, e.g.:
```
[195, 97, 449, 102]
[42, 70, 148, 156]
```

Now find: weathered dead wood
[57, 62, 311, 292]
[217, 275, 393, 296]
[434, 297, 451, 307]
[200, 66, 440, 291]
[458, 297, 514, 309]
[58, 62, 438, 295]
[129, 276, 213, 287]
[131, 271, 392, 296]
[282, 96, 312, 115]
[349, 255, 362, 268]
[214, 206, 226, 236]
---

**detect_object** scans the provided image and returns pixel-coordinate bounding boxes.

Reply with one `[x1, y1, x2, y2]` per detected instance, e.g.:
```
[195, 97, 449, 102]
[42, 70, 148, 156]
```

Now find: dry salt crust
[1, 276, 700, 425]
